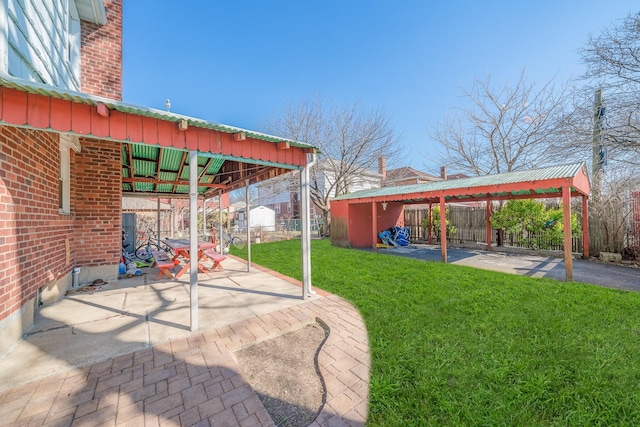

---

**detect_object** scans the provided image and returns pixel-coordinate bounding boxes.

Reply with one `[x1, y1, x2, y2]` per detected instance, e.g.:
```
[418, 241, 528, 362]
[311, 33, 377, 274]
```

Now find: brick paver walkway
[0, 294, 369, 426]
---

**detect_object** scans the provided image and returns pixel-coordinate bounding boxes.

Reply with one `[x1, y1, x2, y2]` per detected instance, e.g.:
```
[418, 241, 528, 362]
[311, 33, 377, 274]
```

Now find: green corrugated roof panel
[180, 166, 201, 181]
[133, 144, 159, 160]
[0, 74, 317, 151]
[160, 150, 184, 173]
[157, 184, 174, 193]
[333, 163, 586, 201]
[136, 182, 155, 192]
[205, 158, 225, 175]
[159, 171, 178, 181]
[176, 185, 190, 193]
[535, 187, 560, 194]
[133, 159, 157, 177]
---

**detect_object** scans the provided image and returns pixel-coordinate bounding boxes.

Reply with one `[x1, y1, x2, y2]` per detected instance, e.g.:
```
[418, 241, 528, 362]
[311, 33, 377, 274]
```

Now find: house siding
[4, 0, 81, 88]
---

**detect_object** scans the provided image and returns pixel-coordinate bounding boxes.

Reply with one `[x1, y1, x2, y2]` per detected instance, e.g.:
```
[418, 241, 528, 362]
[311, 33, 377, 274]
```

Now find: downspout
[301, 153, 316, 299]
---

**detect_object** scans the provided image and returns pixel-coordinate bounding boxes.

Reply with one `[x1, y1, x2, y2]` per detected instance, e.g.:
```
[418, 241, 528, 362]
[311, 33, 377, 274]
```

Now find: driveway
[373, 245, 640, 292]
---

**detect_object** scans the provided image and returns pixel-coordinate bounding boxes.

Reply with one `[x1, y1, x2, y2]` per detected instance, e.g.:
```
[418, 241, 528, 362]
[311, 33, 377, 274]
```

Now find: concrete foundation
[39, 272, 72, 306]
[0, 299, 35, 358]
[78, 264, 118, 286]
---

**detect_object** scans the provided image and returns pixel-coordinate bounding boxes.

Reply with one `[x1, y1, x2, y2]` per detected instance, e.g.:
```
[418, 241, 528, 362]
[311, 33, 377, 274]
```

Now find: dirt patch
[235, 322, 328, 426]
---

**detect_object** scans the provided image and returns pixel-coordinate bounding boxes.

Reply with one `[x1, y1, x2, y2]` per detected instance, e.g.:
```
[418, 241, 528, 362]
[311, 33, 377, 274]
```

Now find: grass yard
[233, 239, 640, 426]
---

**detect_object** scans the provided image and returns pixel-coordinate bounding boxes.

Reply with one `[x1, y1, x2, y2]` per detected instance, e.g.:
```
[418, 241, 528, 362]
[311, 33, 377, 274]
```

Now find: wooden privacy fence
[404, 199, 639, 256]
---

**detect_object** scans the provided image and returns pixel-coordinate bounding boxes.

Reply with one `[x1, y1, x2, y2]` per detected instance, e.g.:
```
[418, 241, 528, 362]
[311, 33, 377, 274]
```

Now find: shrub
[421, 206, 457, 239]
[491, 200, 581, 250]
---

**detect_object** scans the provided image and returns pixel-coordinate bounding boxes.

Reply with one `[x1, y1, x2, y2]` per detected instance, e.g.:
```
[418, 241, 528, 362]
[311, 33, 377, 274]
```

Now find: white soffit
[74, 0, 107, 25]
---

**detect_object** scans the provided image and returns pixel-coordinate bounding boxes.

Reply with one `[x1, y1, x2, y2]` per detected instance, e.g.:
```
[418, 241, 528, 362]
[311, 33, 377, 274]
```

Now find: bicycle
[121, 229, 136, 263]
[122, 229, 151, 269]
[224, 231, 245, 250]
[134, 229, 174, 262]
[208, 227, 245, 251]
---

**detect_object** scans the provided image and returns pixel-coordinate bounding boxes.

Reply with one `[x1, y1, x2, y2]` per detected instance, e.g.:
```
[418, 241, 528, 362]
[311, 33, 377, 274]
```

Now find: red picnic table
[163, 238, 216, 278]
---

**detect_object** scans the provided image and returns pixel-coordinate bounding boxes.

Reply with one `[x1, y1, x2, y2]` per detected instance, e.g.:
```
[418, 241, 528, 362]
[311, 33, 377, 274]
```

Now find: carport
[330, 163, 591, 281]
[0, 75, 317, 331]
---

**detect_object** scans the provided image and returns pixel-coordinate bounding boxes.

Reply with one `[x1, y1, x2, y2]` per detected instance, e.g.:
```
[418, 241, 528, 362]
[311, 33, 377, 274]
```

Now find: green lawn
[233, 239, 640, 426]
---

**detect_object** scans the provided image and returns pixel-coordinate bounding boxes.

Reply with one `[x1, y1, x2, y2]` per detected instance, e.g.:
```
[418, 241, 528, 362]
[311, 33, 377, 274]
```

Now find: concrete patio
[0, 256, 370, 426]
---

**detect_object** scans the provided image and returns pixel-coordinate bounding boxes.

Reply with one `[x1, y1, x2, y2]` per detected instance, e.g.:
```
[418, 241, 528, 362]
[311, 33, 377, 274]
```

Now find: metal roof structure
[333, 162, 591, 203]
[0, 74, 316, 197]
[0, 73, 318, 309]
[330, 162, 591, 282]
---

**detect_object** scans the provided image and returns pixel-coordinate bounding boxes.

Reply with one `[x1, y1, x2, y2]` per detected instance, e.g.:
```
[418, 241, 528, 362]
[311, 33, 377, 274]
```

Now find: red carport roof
[332, 162, 591, 204]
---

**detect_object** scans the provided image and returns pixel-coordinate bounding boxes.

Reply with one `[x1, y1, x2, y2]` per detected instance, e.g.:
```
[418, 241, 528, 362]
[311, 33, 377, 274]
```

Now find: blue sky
[122, 1, 638, 173]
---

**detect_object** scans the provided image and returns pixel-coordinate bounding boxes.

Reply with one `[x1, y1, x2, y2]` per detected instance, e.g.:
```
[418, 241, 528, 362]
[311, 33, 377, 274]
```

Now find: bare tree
[430, 69, 571, 176]
[266, 96, 404, 233]
[580, 10, 640, 156]
[589, 165, 640, 253]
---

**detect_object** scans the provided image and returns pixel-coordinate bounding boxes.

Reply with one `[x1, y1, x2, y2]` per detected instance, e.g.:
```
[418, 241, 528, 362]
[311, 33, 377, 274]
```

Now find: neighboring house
[256, 159, 382, 224]
[380, 162, 468, 187]
[256, 172, 300, 223]
[229, 201, 247, 231]
[314, 158, 382, 195]
[439, 166, 470, 180]
[383, 167, 442, 186]
[170, 193, 230, 234]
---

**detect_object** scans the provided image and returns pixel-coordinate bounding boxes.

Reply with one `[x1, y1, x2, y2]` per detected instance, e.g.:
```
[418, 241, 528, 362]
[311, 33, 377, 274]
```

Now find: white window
[287, 202, 291, 214]
[59, 134, 80, 214]
[274, 205, 281, 214]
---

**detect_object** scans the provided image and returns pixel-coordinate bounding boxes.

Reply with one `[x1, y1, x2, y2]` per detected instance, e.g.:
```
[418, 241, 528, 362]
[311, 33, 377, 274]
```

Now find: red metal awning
[0, 75, 316, 197]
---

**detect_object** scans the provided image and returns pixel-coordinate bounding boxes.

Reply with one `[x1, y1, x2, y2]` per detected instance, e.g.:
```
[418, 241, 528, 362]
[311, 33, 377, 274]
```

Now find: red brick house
[0, 0, 123, 355]
[0, 0, 315, 355]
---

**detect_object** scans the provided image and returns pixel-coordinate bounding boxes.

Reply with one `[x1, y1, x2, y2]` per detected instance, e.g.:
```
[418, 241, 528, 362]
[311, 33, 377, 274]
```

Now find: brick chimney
[440, 166, 447, 180]
[379, 156, 387, 186]
[80, 0, 123, 100]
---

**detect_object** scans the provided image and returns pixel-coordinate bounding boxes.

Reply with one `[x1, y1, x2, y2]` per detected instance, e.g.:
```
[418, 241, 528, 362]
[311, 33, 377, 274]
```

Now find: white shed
[249, 206, 276, 231]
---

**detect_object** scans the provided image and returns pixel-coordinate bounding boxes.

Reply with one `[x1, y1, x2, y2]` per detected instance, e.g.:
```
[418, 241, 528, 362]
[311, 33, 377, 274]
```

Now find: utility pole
[591, 88, 605, 202]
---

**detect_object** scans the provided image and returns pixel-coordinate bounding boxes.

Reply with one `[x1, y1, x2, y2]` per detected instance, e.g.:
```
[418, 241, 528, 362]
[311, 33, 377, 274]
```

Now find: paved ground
[3, 245, 636, 426]
[0, 257, 370, 426]
[374, 244, 640, 292]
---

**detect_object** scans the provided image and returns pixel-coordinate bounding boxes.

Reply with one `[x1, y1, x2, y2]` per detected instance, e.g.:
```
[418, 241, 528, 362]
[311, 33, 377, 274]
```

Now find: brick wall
[75, 139, 121, 267]
[0, 127, 75, 322]
[80, 0, 123, 100]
